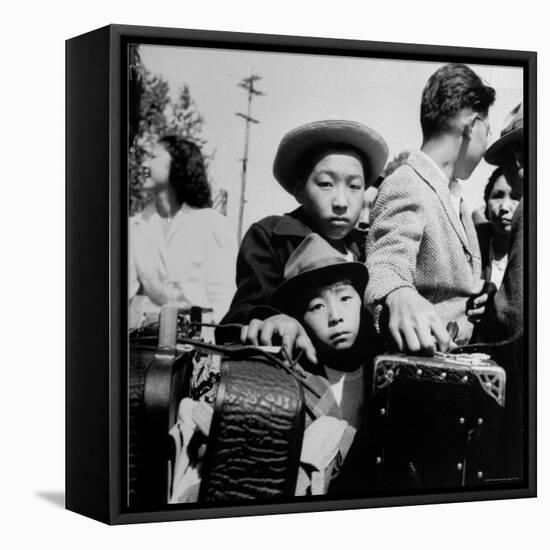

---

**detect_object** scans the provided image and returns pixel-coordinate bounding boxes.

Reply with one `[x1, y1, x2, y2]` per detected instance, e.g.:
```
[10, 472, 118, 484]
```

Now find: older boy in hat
[366, 63, 496, 353]
[271, 233, 372, 494]
[221, 120, 388, 361]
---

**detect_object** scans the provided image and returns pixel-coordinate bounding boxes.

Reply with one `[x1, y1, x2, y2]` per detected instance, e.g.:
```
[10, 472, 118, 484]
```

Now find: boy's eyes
[306, 294, 354, 311]
[314, 179, 363, 190]
[316, 179, 334, 188]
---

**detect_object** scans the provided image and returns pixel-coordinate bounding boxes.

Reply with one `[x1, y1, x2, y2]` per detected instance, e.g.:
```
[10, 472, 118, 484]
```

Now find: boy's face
[302, 280, 361, 353]
[296, 151, 365, 241]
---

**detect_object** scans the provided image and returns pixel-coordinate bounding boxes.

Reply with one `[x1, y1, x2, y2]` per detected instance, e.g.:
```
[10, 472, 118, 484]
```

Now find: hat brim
[271, 261, 368, 314]
[484, 127, 523, 166]
[273, 120, 389, 195]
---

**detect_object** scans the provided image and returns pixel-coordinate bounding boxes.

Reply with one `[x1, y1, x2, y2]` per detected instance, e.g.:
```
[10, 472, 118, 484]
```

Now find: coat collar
[406, 151, 474, 255]
[272, 207, 365, 261]
[272, 207, 312, 238]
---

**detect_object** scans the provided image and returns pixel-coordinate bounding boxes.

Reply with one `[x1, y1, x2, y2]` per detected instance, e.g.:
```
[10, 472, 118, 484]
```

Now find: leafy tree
[166, 85, 207, 148]
[128, 50, 213, 215]
[128, 66, 171, 214]
[129, 45, 143, 145]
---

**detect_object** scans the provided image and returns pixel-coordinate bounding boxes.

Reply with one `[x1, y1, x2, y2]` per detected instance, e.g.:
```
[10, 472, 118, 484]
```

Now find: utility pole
[236, 74, 265, 242]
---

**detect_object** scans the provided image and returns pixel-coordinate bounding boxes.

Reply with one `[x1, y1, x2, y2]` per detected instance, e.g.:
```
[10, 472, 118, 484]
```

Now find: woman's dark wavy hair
[158, 135, 212, 208]
[483, 166, 506, 220]
[420, 63, 496, 139]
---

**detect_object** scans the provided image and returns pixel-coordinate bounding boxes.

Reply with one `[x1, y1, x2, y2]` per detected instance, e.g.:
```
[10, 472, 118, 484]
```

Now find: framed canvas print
[66, 24, 537, 525]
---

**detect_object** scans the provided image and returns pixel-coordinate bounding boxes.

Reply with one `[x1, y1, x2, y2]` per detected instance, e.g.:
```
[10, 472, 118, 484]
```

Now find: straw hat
[273, 120, 389, 195]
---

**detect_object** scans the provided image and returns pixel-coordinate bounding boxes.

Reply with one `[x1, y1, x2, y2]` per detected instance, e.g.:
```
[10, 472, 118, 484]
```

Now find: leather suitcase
[129, 306, 305, 506]
[368, 352, 506, 490]
[128, 306, 206, 508]
[199, 355, 304, 502]
[129, 343, 194, 508]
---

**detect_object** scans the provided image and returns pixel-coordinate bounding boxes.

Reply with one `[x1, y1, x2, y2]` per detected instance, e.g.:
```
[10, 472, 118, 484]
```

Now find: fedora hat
[484, 103, 523, 166]
[271, 233, 368, 313]
[273, 120, 389, 195]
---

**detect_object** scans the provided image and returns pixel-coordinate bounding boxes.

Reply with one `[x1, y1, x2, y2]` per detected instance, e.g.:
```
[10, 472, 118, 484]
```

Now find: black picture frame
[66, 24, 537, 525]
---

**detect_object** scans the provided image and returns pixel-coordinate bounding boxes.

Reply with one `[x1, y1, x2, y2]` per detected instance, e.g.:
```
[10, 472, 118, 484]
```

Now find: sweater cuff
[365, 267, 415, 304]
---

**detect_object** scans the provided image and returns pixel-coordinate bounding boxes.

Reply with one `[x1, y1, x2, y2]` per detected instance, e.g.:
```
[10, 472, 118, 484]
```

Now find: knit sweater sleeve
[365, 174, 425, 304]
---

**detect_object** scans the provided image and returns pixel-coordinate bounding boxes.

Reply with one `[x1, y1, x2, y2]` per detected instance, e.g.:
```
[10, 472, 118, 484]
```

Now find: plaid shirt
[291, 361, 359, 495]
[298, 365, 347, 420]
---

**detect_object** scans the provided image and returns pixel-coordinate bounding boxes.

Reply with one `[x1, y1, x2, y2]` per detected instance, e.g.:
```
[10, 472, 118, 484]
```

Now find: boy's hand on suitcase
[240, 314, 318, 364]
[385, 287, 452, 354]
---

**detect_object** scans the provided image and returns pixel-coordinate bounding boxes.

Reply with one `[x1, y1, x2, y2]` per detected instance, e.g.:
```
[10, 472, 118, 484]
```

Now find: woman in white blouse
[129, 136, 237, 328]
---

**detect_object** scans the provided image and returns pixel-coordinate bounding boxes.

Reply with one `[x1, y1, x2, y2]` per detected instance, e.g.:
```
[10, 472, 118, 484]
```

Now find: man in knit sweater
[366, 63, 496, 352]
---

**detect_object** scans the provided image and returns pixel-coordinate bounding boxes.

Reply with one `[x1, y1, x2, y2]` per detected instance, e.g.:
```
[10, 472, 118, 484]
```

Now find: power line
[236, 74, 266, 242]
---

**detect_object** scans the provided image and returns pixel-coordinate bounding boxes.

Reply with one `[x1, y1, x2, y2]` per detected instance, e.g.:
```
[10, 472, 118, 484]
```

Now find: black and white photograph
[126, 37, 531, 511]
[6, 0, 548, 545]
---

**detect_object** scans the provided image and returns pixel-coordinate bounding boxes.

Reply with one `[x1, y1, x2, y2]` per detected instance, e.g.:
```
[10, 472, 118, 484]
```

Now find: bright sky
[138, 44, 523, 239]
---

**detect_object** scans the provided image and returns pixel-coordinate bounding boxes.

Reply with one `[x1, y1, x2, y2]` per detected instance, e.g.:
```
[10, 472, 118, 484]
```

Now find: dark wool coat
[219, 207, 366, 330]
[472, 200, 523, 343]
[476, 221, 494, 283]
[494, 198, 524, 340]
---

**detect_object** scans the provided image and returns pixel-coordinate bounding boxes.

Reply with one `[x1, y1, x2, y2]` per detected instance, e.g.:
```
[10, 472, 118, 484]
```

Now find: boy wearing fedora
[271, 233, 372, 494]
[366, 63, 496, 353]
[220, 120, 388, 362]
